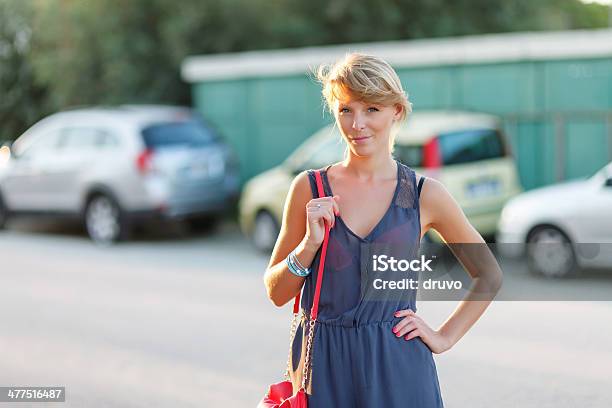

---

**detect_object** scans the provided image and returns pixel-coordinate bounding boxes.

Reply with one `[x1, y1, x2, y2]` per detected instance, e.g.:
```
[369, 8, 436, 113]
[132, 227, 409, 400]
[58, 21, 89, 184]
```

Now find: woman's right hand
[305, 195, 340, 248]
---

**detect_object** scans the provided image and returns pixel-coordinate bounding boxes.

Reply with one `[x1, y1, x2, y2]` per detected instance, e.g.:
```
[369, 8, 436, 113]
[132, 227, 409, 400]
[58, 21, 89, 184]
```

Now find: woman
[263, 53, 502, 407]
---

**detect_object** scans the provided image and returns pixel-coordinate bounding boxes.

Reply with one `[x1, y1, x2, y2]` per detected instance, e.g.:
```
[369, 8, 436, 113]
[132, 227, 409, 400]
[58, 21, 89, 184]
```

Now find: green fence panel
[565, 119, 609, 180]
[544, 59, 612, 112]
[459, 63, 539, 114]
[398, 67, 455, 109]
[190, 56, 612, 189]
[511, 120, 557, 189]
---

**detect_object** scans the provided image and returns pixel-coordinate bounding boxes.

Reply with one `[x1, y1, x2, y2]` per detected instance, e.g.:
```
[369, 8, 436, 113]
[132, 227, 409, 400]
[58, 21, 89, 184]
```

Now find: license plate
[207, 155, 225, 178]
[187, 155, 224, 179]
[466, 179, 501, 198]
[188, 163, 209, 178]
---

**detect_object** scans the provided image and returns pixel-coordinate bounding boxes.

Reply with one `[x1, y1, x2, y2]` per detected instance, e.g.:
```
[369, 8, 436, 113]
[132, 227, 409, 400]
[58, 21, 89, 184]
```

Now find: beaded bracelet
[286, 249, 311, 277]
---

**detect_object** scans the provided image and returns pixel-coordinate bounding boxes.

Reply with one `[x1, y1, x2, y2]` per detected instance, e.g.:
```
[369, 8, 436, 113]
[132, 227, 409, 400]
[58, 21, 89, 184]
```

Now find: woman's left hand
[393, 309, 452, 354]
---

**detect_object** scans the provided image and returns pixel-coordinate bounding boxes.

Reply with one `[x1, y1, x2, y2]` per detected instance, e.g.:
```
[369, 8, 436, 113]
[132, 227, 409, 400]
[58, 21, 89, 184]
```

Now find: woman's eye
[339, 108, 350, 113]
[368, 107, 379, 112]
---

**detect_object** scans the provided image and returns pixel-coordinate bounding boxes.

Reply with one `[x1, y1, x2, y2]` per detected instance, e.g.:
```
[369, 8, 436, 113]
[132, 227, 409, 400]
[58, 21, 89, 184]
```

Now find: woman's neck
[341, 153, 396, 182]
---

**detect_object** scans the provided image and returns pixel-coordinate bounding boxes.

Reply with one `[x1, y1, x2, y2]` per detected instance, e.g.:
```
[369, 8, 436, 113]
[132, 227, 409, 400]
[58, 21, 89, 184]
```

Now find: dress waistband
[301, 310, 399, 328]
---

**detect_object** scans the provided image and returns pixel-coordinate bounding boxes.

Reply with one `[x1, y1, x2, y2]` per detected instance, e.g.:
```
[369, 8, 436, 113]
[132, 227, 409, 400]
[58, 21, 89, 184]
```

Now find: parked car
[497, 161, 612, 278]
[240, 110, 522, 252]
[0, 105, 240, 243]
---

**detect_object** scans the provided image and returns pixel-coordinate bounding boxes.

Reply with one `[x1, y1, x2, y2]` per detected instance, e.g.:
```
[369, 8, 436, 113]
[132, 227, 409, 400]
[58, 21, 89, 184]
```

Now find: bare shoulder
[416, 174, 456, 229]
[416, 175, 450, 199]
[417, 175, 459, 213]
[268, 171, 312, 267]
[282, 170, 312, 228]
[287, 170, 312, 208]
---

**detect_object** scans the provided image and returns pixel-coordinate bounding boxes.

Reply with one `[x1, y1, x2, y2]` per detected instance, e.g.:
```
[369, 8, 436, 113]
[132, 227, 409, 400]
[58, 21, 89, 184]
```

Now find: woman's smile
[350, 135, 373, 144]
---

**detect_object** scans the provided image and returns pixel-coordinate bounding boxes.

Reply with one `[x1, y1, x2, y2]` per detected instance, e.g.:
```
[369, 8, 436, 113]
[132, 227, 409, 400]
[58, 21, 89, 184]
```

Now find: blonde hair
[315, 53, 412, 150]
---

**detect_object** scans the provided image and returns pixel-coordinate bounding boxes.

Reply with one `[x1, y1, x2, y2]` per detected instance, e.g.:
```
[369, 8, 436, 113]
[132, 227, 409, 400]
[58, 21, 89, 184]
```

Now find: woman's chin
[348, 146, 380, 157]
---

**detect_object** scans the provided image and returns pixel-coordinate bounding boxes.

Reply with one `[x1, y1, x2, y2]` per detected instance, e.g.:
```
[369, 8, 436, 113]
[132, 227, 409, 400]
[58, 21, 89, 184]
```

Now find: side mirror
[282, 161, 305, 177]
[290, 166, 306, 177]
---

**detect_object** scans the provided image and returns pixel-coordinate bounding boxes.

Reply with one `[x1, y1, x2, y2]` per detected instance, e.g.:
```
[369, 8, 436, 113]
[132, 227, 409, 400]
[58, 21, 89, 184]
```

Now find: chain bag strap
[259, 170, 330, 407]
[282, 170, 330, 389]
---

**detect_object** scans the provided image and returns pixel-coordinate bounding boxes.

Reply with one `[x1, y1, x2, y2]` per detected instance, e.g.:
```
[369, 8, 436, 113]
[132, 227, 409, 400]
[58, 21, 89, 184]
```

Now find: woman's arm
[263, 171, 339, 307]
[394, 177, 503, 353]
[422, 178, 503, 349]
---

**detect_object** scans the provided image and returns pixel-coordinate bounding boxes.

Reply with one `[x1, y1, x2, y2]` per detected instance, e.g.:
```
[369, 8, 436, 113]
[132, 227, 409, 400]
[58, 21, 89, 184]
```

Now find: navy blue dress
[289, 160, 444, 407]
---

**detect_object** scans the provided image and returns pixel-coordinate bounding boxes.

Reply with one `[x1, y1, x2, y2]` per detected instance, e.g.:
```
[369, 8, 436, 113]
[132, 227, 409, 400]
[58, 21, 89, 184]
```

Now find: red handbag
[258, 170, 330, 408]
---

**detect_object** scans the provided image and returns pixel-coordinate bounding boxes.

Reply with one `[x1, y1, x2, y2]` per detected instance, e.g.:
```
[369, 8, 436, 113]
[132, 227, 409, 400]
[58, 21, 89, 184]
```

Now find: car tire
[526, 226, 578, 278]
[0, 193, 8, 230]
[187, 216, 219, 233]
[84, 194, 130, 244]
[252, 210, 279, 253]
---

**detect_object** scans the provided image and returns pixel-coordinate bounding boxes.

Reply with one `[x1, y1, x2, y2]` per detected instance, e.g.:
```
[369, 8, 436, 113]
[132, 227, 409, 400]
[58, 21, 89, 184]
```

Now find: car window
[141, 120, 216, 148]
[17, 129, 62, 158]
[306, 137, 344, 169]
[394, 145, 424, 168]
[438, 128, 505, 165]
[96, 131, 119, 147]
[58, 127, 116, 149]
[292, 135, 344, 171]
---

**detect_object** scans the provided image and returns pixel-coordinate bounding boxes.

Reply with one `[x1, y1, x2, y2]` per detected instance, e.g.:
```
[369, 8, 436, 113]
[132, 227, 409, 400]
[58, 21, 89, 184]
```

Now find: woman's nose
[352, 114, 366, 130]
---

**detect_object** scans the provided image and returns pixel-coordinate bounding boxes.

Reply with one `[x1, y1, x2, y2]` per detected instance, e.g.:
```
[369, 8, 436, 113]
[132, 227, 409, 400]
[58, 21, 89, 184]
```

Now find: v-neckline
[323, 160, 401, 242]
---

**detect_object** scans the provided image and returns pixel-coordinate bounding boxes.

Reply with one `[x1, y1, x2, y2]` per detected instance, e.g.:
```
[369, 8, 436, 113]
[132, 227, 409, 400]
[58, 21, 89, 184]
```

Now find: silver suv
[0, 105, 240, 243]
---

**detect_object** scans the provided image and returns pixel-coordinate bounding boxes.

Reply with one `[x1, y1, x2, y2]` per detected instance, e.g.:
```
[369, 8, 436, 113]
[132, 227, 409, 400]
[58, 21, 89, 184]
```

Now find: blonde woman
[263, 53, 501, 407]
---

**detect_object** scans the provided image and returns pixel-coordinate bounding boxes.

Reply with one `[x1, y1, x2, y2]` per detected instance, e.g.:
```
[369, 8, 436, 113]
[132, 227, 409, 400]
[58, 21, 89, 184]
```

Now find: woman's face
[334, 97, 402, 157]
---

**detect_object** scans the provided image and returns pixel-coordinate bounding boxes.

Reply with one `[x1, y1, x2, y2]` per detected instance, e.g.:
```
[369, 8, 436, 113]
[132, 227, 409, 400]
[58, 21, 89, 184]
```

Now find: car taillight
[423, 137, 442, 168]
[136, 149, 154, 174]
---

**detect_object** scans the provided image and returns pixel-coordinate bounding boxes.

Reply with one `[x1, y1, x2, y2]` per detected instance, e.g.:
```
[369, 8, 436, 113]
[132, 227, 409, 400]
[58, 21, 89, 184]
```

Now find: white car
[497, 162, 612, 277]
[0, 105, 240, 243]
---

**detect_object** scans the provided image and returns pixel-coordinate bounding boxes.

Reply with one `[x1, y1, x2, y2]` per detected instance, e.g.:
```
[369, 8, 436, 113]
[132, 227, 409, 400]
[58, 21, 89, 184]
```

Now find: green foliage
[0, 0, 48, 142]
[0, 0, 609, 141]
[30, 0, 189, 108]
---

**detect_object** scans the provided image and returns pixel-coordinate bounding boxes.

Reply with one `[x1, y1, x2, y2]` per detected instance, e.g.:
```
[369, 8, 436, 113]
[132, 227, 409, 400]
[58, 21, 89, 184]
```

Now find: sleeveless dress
[289, 160, 444, 407]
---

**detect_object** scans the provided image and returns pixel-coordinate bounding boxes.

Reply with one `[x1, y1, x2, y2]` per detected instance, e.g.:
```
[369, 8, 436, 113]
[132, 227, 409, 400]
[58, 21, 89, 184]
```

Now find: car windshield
[589, 161, 612, 180]
[141, 120, 216, 148]
[438, 128, 505, 165]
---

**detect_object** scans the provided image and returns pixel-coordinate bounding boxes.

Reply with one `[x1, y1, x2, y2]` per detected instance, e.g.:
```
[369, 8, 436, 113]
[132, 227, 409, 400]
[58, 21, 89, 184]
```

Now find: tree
[0, 0, 609, 141]
[0, 0, 48, 142]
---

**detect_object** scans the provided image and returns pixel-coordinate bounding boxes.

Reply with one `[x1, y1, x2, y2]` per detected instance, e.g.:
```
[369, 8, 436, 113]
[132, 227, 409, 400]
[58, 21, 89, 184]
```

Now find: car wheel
[527, 226, 577, 278]
[252, 211, 279, 253]
[85, 194, 128, 244]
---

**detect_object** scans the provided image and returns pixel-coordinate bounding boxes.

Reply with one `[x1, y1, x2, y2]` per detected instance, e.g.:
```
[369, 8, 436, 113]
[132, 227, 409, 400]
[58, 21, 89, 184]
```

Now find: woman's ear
[393, 104, 403, 121]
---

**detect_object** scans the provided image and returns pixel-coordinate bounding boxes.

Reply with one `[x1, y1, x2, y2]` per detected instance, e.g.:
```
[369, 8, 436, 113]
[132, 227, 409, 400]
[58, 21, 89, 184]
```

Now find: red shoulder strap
[291, 170, 330, 320]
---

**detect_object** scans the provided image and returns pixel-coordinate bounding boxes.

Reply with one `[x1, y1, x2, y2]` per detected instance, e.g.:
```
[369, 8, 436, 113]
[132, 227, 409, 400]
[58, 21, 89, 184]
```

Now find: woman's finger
[326, 209, 335, 229]
[395, 321, 417, 338]
[404, 329, 421, 341]
[392, 316, 415, 334]
[332, 195, 341, 216]
[308, 197, 339, 216]
[307, 198, 337, 227]
[308, 199, 332, 213]
[321, 211, 334, 228]
[394, 309, 416, 318]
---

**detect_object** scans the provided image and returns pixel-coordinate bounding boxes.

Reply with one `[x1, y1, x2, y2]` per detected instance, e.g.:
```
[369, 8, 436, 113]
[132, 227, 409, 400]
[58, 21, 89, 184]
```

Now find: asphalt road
[1, 220, 611, 407]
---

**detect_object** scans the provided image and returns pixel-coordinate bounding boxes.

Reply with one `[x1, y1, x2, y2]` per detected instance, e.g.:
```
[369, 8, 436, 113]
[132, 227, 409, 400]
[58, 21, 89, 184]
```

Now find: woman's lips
[350, 136, 372, 144]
